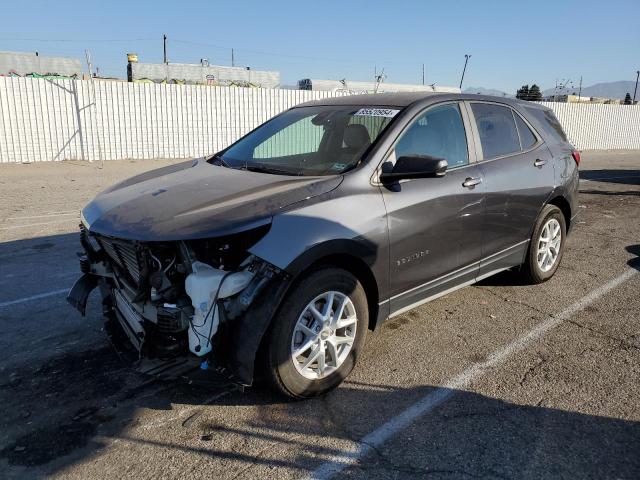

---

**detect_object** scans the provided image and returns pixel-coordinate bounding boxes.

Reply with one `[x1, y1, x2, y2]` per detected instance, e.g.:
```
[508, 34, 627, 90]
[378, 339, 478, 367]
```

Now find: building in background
[543, 94, 622, 104]
[127, 55, 280, 88]
[0, 51, 83, 78]
[298, 78, 460, 94]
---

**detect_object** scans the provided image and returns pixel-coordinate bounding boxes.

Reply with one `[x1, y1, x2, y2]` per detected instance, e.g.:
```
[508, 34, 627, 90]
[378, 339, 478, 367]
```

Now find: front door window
[394, 104, 469, 168]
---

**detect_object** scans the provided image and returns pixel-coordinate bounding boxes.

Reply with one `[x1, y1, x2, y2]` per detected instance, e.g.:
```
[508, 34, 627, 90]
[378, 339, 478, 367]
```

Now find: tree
[624, 93, 632, 105]
[516, 85, 530, 100]
[529, 84, 542, 101]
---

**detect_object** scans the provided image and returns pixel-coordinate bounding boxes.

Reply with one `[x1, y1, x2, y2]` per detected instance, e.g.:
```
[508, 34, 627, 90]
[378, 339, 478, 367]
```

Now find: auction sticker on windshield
[354, 108, 400, 117]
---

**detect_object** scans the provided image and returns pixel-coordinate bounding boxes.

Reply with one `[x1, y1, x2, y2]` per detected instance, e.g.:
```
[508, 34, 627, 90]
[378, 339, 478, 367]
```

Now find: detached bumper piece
[67, 274, 98, 316]
[135, 356, 243, 391]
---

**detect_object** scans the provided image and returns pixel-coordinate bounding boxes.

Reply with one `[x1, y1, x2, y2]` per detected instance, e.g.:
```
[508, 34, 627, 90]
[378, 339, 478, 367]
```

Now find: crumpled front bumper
[67, 273, 98, 316]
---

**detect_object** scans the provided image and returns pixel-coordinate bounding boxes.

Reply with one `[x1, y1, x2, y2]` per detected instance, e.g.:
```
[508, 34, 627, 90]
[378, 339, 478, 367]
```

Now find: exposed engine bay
[68, 222, 286, 385]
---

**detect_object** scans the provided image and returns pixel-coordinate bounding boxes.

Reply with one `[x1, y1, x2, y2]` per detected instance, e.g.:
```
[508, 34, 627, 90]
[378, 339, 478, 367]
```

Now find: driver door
[381, 102, 486, 315]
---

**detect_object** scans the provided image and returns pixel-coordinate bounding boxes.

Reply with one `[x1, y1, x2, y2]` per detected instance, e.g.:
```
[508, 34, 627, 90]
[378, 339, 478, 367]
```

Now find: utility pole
[231, 48, 235, 67]
[578, 76, 582, 99]
[163, 34, 168, 64]
[633, 70, 639, 104]
[422, 64, 425, 85]
[459, 54, 471, 90]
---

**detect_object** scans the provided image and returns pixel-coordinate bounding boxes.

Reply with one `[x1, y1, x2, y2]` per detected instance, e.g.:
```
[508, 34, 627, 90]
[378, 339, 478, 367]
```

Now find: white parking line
[0, 288, 70, 308]
[8, 211, 78, 220]
[0, 218, 78, 230]
[305, 267, 638, 480]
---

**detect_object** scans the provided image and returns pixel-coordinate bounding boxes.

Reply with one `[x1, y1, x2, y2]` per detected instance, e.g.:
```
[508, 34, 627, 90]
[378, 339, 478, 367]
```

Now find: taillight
[571, 150, 581, 166]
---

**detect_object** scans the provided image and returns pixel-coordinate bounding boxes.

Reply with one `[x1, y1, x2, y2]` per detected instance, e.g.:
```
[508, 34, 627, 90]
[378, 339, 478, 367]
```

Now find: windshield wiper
[210, 154, 232, 168]
[242, 164, 300, 176]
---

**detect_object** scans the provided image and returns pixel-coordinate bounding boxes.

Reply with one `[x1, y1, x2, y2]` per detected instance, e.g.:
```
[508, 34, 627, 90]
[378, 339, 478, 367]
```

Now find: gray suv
[69, 93, 579, 398]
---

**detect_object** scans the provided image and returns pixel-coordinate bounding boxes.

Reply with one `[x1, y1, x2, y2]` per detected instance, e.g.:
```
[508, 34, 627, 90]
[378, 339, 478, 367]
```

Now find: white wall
[0, 77, 337, 163]
[538, 101, 640, 150]
[1, 77, 639, 163]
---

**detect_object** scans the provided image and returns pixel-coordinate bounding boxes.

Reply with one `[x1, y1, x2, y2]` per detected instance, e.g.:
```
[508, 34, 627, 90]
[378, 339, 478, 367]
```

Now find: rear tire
[521, 204, 566, 284]
[264, 268, 368, 399]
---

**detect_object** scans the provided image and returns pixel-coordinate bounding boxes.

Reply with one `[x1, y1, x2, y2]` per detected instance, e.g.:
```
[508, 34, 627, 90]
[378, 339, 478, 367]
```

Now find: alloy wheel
[290, 291, 357, 380]
[537, 218, 562, 272]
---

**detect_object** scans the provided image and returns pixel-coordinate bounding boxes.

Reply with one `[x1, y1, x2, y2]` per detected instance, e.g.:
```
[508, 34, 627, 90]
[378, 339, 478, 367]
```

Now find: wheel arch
[243, 242, 382, 387]
[521, 192, 573, 269]
[283, 241, 381, 332]
[547, 194, 572, 232]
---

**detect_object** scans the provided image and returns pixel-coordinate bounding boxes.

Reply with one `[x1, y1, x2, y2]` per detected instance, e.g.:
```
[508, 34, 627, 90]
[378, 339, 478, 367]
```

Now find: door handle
[534, 158, 547, 167]
[462, 177, 482, 188]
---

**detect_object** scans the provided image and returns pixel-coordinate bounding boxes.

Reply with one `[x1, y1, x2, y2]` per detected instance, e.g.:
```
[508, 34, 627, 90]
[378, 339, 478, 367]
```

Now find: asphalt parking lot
[0, 151, 639, 479]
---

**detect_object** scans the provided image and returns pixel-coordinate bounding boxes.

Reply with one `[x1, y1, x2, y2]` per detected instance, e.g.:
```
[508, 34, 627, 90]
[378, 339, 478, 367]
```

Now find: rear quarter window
[514, 113, 537, 149]
[524, 107, 568, 143]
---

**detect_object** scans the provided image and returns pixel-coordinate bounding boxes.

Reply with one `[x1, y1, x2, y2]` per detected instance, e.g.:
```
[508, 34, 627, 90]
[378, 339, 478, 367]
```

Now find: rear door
[467, 102, 555, 277]
[380, 102, 485, 315]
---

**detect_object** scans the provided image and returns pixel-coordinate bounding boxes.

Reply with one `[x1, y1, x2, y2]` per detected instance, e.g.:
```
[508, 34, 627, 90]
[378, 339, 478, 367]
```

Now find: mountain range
[464, 80, 638, 100]
[542, 81, 637, 100]
[462, 87, 512, 97]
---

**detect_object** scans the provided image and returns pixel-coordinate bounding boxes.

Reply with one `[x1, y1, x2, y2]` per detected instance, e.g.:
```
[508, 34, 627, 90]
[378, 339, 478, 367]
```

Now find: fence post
[70, 79, 86, 162]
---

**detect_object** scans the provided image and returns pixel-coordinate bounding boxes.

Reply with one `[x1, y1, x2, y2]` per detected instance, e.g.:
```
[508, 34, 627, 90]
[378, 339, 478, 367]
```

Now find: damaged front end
[67, 222, 289, 385]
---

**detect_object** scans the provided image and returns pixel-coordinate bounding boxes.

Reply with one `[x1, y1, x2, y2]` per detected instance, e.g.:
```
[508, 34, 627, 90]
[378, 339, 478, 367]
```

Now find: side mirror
[380, 155, 448, 182]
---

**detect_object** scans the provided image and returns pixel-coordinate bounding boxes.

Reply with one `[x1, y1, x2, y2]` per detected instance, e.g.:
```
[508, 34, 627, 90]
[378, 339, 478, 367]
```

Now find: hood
[82, 158, 343, 241]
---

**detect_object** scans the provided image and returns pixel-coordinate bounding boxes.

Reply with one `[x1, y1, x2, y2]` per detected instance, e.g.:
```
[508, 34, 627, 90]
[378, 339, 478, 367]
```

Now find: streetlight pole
[459, 54, 471, 90]
[163, 34, 168, 64]
[633, 70, 639, 104]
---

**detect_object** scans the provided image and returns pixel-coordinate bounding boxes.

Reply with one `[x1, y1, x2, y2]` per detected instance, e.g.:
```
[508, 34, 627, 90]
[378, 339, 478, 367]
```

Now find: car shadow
[475, 268, 529, 287]
[580, 169, 640, 186]
[626, 245, 640, 271]
[579, 189, 640, 197]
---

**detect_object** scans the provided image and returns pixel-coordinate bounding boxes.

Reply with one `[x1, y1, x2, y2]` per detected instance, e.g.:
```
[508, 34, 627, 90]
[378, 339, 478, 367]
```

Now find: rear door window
[514, 113, 537, 150]
[470, 103, 521, 159]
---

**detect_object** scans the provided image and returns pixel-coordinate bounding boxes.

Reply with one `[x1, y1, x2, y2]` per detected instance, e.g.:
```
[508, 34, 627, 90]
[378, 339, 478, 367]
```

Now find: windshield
[215, 105, 400, 176]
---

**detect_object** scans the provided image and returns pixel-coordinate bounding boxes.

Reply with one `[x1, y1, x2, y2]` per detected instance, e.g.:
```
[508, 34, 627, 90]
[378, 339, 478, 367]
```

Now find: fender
[284, 238, 378, 278]
[247, 177, 390, 299]
[528, 183, 575, 241]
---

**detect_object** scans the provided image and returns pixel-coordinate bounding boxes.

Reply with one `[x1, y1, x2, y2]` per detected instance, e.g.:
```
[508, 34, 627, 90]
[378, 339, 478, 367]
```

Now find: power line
[171, 38, 427, 66]
[0, 37, 156, 43]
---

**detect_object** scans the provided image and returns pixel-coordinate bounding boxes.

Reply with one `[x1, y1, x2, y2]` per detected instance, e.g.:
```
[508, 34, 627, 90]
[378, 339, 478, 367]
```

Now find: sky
[1, 0, 639, 94]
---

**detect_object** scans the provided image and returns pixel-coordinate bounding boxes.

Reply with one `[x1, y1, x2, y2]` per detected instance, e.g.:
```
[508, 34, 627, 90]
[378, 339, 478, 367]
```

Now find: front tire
[521, 204, 566, 284]
[264, 268, 368, 399]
